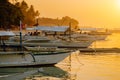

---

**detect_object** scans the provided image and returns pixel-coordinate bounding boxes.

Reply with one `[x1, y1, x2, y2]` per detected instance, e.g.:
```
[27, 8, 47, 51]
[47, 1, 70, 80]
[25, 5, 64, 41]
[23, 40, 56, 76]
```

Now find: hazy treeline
[39, 16, 79, 30]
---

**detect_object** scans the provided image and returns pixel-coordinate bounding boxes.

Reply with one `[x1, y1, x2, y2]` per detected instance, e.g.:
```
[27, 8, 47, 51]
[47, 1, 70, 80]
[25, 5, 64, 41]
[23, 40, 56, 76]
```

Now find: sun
[116, 0, 120, 8]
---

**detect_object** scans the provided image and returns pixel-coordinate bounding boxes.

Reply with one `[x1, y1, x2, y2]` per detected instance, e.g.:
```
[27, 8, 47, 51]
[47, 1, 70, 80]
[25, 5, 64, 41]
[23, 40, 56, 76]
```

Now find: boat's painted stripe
[33, 51, 70, 55]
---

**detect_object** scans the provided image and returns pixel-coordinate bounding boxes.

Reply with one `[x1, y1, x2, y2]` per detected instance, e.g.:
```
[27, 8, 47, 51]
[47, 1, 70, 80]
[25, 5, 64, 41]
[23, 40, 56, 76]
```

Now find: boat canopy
[26, 26, 69, 32]
[0, 31, 15, 36]
[26, 27, 37, 30]
[79, 28, 103, 31]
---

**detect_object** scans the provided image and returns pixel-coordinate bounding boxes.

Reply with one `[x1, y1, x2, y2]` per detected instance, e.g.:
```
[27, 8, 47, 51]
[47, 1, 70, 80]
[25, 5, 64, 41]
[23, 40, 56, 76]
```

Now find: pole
[20, 20, 22, 51]
[69, 22, 71, 41]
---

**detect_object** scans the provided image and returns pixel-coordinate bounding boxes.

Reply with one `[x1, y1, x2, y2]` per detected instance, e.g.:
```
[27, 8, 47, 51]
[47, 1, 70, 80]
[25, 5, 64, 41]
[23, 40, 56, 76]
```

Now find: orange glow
[116, 0, 120, 7]
[18, 0, 120, 28]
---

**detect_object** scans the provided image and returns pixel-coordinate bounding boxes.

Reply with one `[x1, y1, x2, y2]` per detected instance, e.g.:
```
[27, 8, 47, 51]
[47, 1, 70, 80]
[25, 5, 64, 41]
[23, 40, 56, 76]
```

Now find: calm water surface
[0, 33, 120, 80]
[90, 33, 120, 48]
[1, 53, 120, 80]
[74, 53, 120, 80]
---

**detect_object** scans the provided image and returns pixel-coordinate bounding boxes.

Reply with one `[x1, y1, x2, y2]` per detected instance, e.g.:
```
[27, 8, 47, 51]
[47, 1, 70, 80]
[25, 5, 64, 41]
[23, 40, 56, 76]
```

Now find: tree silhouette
[0, 0, 8, 3]
[0, 0, 23, 29]
[15, 1, 40, 26]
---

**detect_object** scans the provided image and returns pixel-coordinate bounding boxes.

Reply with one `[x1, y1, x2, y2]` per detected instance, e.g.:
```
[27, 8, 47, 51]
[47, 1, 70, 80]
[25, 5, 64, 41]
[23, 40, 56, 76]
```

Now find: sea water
[0, 33, 120, 80]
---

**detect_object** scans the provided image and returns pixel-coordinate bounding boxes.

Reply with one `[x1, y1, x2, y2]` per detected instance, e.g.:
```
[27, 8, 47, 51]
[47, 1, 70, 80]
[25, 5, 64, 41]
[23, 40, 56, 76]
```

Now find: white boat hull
[0, 51, 71, 67]
[6, 40, 93, 48]
[58, 41, 93, 48]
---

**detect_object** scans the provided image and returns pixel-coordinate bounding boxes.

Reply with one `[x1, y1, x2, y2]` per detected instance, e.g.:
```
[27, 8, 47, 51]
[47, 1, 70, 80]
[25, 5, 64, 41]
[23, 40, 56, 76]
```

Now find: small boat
[24, 46, 67, 52]
[22, 26, 93, 48]
[0, 50, 72, 68]
[6, 38, 93, 48]
[79, 27, 112, 41]
[0, 30, 73, 67]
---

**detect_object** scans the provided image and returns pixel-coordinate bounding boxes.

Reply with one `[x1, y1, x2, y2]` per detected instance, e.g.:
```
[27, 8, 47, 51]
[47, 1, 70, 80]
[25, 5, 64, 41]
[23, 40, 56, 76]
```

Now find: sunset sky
[17, 0, 120, 28]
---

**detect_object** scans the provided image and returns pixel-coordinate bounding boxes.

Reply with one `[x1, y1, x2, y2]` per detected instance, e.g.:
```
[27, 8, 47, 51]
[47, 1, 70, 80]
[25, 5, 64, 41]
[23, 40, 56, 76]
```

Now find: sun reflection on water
[90, 33, 120, 48]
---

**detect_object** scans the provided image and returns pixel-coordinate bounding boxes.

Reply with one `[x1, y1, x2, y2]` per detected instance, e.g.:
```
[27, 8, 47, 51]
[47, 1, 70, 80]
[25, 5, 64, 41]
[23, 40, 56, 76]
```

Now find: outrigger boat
[0, 30, 73, 67]
[24, 46, 63, 52]
[0, 50, 72, 67]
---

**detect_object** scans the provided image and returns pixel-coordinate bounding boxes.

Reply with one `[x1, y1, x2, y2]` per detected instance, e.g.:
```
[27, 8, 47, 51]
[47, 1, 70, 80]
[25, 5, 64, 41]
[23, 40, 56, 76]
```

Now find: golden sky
[18, 0, 120, 28]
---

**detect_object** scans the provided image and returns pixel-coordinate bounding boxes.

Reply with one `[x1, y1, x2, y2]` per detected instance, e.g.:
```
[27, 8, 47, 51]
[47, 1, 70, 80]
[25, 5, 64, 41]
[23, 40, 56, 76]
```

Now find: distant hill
[37, 16, 79, 31]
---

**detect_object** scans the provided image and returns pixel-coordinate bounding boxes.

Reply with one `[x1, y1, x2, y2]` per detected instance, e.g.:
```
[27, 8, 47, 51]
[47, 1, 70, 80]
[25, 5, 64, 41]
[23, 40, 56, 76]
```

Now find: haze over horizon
[17, 0, 120, 29]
